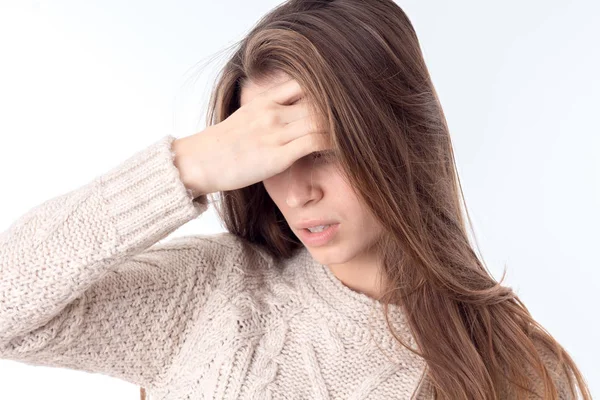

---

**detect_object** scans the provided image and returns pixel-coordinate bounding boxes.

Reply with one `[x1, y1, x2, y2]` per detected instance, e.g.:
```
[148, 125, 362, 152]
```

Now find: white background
[0, 0, 598, 398]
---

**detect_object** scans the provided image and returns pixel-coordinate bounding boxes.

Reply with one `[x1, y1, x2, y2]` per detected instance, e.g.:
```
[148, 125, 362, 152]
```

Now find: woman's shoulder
[140, 232, 282, 291]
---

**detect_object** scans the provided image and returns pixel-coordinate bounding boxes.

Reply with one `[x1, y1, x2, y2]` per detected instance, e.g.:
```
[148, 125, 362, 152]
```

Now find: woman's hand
[173, 78, 331, 197]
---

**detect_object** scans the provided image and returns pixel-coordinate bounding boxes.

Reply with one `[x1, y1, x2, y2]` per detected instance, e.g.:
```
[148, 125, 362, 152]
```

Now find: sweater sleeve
[0, 134, 221, 390]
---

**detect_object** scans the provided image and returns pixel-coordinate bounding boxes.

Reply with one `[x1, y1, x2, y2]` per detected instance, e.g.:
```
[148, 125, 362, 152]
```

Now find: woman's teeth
[307, 225, 330, 233]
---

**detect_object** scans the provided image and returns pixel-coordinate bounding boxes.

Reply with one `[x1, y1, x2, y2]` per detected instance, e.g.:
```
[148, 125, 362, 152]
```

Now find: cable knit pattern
[0, 135, 574, 399]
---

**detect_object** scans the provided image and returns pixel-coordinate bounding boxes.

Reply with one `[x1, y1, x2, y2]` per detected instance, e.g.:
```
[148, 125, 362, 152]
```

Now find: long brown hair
[143, 0, 591, 398]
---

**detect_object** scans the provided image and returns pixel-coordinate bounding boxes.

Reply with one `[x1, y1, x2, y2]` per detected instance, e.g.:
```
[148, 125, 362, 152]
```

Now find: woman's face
[239, 71, 384, 276]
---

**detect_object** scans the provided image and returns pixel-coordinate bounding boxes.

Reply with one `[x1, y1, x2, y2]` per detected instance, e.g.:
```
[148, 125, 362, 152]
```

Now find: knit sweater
[0, 135, 572, 399]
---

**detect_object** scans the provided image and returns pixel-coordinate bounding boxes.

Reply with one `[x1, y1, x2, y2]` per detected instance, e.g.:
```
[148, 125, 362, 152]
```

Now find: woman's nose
[285, 162, 320, 207]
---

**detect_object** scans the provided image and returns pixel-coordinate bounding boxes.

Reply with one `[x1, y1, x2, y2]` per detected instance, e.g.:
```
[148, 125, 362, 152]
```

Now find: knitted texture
[0, 135, 573, 399]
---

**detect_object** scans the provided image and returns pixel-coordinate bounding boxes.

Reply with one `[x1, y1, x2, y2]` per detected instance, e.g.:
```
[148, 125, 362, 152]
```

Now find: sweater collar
[293, 246, 416, 348]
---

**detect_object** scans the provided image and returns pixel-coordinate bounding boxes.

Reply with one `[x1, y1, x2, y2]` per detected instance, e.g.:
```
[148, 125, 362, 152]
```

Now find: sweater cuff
[98, 135, 210, 251]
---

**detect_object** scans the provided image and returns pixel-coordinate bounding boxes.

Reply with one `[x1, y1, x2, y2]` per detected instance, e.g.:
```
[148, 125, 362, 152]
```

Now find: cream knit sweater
[0, 135, 572, 399]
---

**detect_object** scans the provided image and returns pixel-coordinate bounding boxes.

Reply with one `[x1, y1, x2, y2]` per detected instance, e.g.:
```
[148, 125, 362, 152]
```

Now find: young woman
[0, 0, 591, 399]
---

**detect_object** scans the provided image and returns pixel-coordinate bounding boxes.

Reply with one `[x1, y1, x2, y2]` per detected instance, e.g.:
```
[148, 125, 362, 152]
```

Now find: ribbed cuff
[98, 135, 210, 251]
